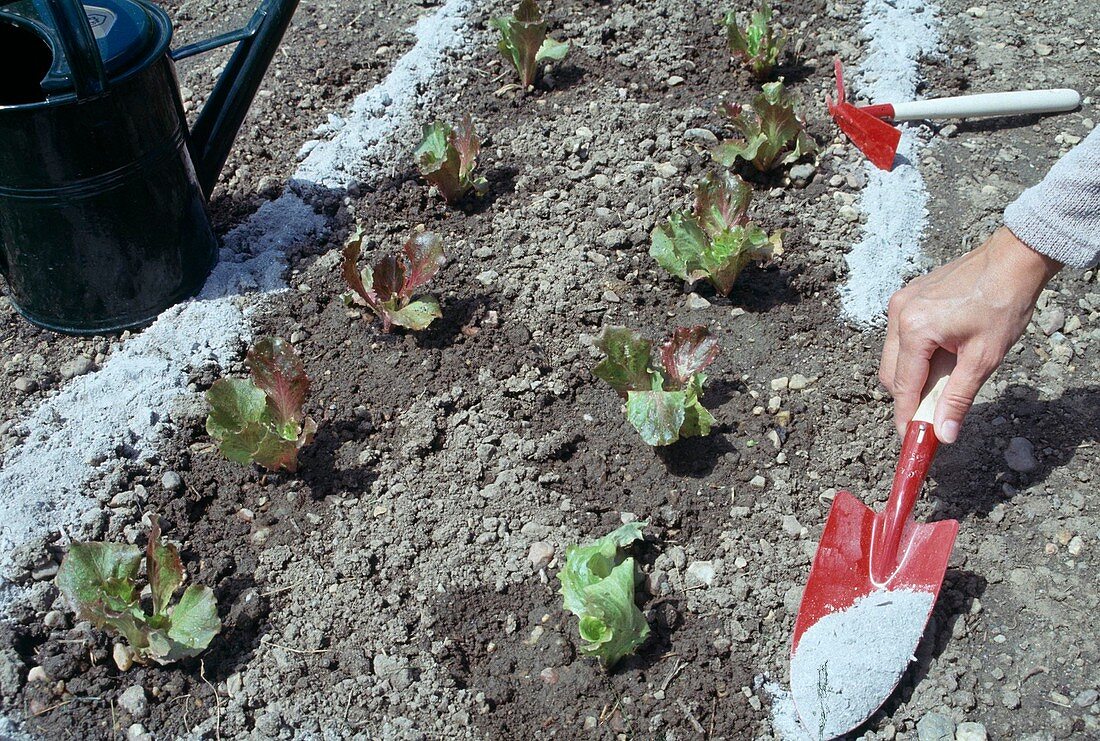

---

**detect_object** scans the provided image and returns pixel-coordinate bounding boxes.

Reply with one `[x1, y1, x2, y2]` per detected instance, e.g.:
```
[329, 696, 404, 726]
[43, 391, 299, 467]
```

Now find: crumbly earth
[1, 0, 1098, 739]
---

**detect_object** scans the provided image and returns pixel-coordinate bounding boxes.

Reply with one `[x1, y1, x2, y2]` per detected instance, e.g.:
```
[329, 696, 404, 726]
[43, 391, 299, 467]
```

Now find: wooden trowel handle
[871, 351, 955, 585]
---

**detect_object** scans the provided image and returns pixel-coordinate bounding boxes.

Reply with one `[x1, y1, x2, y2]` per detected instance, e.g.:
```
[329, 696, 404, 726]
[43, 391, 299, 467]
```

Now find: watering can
[0, 0, 299, 334]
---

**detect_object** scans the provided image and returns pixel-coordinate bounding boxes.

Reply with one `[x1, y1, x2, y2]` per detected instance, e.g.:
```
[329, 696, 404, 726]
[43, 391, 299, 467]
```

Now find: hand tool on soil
[827, 59, 1081, 171]
[789, 351, 960, 740]
[0, 0, 299, 334]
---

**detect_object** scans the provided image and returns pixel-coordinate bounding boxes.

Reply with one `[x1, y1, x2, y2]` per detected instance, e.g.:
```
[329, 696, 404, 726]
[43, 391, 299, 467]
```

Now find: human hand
[879, 227, 1062, 443]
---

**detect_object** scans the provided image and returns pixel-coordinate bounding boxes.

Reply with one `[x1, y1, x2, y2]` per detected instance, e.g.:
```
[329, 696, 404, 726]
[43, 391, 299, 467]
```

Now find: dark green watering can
[0, 0, 298, 334]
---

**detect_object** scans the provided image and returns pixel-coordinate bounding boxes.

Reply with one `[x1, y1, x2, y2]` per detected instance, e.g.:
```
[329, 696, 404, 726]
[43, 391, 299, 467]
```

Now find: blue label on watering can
[84, 5, 117, 38]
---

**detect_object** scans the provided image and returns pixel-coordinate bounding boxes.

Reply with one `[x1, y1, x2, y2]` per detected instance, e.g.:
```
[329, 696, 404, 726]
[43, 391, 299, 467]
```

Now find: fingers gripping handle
[871, 352, 955, 585]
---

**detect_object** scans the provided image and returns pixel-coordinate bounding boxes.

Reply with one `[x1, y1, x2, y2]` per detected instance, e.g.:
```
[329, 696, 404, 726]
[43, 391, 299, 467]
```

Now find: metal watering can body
[0, 0, 298, 334]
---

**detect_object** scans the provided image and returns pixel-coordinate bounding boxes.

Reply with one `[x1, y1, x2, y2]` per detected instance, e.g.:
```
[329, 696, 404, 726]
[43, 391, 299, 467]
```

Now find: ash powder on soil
[771, 589, 935, 740]
[0, 0, 471, 585]
[838, 0, 940, 326]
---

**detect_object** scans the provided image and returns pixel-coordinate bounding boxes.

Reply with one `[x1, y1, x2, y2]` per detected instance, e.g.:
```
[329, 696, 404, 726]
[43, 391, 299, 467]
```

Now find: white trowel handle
[888, 88, 1081, 121]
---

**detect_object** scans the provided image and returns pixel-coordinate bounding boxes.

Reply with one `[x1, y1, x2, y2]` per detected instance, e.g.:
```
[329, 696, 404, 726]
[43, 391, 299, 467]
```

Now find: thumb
[932, 351, 992, 443]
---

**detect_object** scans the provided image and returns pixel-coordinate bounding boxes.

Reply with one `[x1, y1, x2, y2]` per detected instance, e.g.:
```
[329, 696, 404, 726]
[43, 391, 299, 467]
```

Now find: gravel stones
[1004, 437, 1038, 473]
[118, 685, 148, 718]
[528, 541, 554, 570]
[686, 560, 716, 587]
[955, 721, 988, 741]
[915, 712, 955, 741]
[59, 356, 94, 380]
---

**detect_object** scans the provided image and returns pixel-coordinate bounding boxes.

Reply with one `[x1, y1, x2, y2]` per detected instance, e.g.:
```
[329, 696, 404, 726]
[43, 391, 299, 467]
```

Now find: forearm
[1004, 126, 1100, 269]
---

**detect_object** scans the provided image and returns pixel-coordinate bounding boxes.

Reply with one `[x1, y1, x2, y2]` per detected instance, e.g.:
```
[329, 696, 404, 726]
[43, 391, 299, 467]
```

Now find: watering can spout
[182, 0, 300, 198]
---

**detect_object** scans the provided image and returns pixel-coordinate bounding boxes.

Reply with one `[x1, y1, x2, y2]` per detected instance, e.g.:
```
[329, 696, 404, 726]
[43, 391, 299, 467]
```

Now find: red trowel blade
[792, 490, 958, 653]
[827, 59, 902, 171]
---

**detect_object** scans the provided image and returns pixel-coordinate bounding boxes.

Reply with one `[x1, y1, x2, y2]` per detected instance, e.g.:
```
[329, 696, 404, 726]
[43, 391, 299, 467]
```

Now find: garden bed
[1, 0, 1098, 738]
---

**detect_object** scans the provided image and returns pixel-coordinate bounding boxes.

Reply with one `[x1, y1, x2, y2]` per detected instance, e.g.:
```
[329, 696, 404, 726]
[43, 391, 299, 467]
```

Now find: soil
[1, 0, 1098, 739]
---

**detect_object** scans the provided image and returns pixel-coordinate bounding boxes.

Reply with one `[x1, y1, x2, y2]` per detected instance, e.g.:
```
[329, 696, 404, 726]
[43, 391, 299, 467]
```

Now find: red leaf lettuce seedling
[206, 337, 317, 473]
[491, 0, 569, 89]
[712, 81, 816, 172]
[558, 522, 650, 670]
[594, 326, 720, 446]
[651, 172, 783, 296]
[414, 115, 488, 204]
[56, 518, 221, 666]
[722, 0, 788, 79]
[342, 227, 446, 332]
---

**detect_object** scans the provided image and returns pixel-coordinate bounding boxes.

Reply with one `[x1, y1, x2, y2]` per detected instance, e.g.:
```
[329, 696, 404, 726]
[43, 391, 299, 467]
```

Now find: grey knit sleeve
[1003, 126, 1100, 269]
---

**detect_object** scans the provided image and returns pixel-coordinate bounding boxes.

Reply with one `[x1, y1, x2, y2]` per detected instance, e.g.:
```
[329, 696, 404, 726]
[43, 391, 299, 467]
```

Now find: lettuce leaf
[558, 523, 650, 669]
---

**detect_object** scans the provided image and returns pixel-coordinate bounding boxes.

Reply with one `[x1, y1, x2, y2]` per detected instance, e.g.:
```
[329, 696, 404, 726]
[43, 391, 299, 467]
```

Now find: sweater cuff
[1003, 127, 1100, 269]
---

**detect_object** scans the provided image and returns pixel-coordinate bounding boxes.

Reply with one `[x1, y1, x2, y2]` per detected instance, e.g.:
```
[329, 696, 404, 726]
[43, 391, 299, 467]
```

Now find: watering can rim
[0, 0, 300, 198]
[0, 0, 173, 112]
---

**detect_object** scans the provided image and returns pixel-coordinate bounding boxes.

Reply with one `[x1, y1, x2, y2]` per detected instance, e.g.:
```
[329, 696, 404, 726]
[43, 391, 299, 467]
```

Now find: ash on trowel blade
[790, 589, 935, 740]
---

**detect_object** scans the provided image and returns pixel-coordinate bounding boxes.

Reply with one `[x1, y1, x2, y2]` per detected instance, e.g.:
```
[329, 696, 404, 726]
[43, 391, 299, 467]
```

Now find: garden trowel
[789, 351, 959, 739]
[827, 59, 1081, 170]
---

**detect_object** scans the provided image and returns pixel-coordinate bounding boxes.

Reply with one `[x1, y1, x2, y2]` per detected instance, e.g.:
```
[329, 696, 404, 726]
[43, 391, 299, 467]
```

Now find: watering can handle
[171, 0, 300, 198]
[42, 0, 109, 98]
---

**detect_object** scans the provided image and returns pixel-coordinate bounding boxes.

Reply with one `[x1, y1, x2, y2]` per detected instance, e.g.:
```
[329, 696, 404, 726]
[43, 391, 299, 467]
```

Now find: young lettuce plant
[558, 522, 650, 670]
[651, 171, 783, 296]
[414, 115, 488, 204]
[722, 1, 788, 79]
[594, 326, 719, 447]
[206, 337, 317, 473]
[711, 81, 816, 172]
[341, 227, 446, 332]
[56, 518, 221, 666]
[491, 0, 569, 89]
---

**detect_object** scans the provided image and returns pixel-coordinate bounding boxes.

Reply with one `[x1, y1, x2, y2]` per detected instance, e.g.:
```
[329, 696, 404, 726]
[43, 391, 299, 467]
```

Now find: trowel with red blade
[827, 58, 1081, 170]
[790, 351, 960, 737]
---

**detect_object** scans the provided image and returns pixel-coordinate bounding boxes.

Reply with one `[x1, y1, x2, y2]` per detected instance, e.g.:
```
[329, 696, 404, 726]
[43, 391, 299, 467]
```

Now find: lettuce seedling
[651, 172, 783, 296]
[558, 522, 650, 670]
[594, 326, 719, 446]
[722, 1, 788, 79]
[491, 0, 570, 89]
[206, 337, 317, 473]
[712, 81, 816, 172]
[342, 228, 446, 332]
[56, 518, 221, 666]
[414, 115, 488, 204]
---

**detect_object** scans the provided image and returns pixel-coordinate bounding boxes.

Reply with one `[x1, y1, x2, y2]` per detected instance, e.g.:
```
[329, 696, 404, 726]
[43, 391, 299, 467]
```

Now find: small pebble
[1004, 437, 1038, 473]
[161, 471, 183, 492]
[13, 377, 37, 394]
[118, 685, 148, 718]
[955, 721, 988, 741]
[686, 294, 711, 310]
[916, 712, 955, 741]
[684, 128, 719, 147]
[528, 541, 554, 570]
[686, 560, 716, 587]
[60, 356, 94, 380]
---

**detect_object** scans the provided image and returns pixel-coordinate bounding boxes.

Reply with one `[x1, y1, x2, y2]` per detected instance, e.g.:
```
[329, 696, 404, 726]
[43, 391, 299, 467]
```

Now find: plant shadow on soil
[430, 574, 756, 738]
[930, 384, 1100, 520]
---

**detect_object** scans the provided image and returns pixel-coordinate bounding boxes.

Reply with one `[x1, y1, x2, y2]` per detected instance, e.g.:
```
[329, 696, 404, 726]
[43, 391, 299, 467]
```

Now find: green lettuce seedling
[491, 0, 569, 89]
[206, 337, 317, 473]
[712, 81, 816, 172]
[594, 326, 719, 446]
[558, 522, 650, 670]
[56, 518, 221, 666]
[342, 227, 446, 332]
[722, 1, 788, 79]
[414, 115, 488, 204]
[651, 172, 783, 296]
